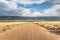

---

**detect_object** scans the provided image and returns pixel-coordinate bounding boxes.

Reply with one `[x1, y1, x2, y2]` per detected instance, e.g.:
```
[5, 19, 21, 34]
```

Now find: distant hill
[0, 16, 60, 21]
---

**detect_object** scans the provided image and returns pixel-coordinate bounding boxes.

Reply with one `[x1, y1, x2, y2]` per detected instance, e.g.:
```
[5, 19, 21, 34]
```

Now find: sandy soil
[0, 22, 60, 40]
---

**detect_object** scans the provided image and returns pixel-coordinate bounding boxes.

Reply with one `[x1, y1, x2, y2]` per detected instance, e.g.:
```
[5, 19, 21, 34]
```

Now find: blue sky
[18, 2, 53, 13]
[0, 0, 60, 17]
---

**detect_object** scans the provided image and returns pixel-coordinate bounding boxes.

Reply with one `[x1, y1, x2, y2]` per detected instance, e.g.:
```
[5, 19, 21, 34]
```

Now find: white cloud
[0, 0, 17, 9]
[21, 8, 42, 17]
[0, 0, 23, 16]
[7, 0, 46, 4]
[23, 4, 60, 17]
[47, 0, 60, 4]
[18, 0, 46, 4]
[0, 0, 42, 17]
[43, 5, 60, 16]
[21, 4, 60, 17]
[0, 0, 45, 17]
[7, 1, 17, 9]
[53, 0, 60, 4]
[31, 12, 42, 17]
[0, 0, 60, 17]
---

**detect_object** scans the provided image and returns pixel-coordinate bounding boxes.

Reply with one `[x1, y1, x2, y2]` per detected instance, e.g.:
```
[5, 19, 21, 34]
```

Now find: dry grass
[34, 21, 60, 29]
[0, 22, 27, 33]
[34, 21, 60, 35]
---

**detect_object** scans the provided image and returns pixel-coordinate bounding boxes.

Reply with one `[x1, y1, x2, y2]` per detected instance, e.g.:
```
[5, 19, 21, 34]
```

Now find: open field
[0, 21, 60, 40]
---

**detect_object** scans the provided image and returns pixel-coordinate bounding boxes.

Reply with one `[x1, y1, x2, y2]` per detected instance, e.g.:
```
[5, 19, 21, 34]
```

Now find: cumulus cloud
[0, 0, 45, 17]
[53, 0, 60, 4]
[21, 4, 60, 17]
[0, 0, 60, 17]
[43, 5, 60, 16]
[0, 0, 17, 9]
[47, 0, 60, 4]
[21, 8, 42, 17]
[22, 5, 60, 17]
[31, 12, 42, 17]
[22, 4, 60, 17]
[1, 0, 46, 4]
[0, 0, 24, 16]
[11, 0, 46, 4]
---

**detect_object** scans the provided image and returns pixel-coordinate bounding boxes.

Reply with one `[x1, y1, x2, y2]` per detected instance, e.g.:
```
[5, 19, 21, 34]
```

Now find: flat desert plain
[0, 22, 60, 40]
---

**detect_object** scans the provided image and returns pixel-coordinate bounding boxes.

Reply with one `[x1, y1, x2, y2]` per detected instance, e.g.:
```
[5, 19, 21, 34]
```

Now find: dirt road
[0, 22, 60, 40]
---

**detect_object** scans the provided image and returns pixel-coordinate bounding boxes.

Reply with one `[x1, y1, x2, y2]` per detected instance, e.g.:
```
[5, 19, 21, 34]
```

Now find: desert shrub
[2, 27, 7, 31]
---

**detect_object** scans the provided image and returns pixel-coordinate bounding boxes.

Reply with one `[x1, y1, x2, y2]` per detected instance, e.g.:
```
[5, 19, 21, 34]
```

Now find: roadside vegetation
[0, 22, 25, 33]
[34, 21, 60, 35]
